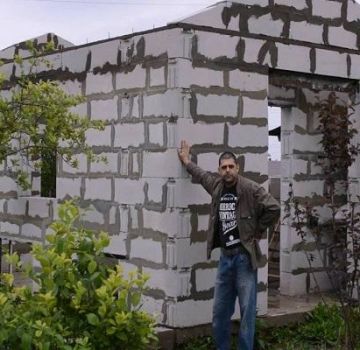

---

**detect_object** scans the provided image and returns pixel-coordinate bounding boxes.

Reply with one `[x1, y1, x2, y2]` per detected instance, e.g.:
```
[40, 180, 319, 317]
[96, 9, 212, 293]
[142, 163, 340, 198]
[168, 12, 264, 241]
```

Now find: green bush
[0, 201, 156, 350]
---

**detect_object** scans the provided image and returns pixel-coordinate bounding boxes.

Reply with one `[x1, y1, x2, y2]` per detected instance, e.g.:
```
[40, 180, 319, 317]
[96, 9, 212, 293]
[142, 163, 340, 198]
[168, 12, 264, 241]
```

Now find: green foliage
[0, 201, 157, 349]
[179, 304, 360, 349]
[0, 41, 104, 190]
[177, 336, 215, 350]
[255, 303, 353, 349]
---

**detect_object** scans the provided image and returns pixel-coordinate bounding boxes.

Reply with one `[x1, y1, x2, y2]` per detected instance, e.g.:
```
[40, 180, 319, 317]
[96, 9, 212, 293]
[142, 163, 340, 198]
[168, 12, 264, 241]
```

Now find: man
[178, 140, 280, 350]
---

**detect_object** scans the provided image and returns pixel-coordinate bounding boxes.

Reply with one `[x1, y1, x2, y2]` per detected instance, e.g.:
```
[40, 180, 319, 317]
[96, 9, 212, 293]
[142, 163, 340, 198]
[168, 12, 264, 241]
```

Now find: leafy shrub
[0, 201, 156, 350]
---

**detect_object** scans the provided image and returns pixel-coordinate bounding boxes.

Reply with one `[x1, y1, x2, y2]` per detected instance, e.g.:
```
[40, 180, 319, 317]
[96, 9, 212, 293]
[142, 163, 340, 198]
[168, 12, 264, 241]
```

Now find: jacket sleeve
[254, 186, 280, 234]
[185, 162, 219, 195]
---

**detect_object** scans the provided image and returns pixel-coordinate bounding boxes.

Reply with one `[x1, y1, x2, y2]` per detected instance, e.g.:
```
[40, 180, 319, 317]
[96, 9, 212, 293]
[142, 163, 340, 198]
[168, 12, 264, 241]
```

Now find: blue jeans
[212, 252, 257, 350]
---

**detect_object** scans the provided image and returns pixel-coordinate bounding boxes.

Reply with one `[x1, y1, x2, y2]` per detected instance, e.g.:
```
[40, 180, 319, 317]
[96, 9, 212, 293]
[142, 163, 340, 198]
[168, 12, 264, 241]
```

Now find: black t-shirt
[218, 185, 241, 249]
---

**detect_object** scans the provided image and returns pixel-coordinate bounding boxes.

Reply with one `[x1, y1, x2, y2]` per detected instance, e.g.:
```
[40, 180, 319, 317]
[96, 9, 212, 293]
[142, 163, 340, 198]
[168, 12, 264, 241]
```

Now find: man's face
[218, 158, 239, 186]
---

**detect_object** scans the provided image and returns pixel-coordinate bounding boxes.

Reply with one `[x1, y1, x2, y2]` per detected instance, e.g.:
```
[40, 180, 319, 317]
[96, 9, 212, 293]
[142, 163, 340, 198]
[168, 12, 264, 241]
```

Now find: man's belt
[221, 244, 248, 256]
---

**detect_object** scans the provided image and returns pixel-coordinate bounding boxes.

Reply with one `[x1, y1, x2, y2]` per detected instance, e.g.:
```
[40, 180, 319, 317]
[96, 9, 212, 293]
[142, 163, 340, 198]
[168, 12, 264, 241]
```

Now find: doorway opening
[268, 106, 281, 293]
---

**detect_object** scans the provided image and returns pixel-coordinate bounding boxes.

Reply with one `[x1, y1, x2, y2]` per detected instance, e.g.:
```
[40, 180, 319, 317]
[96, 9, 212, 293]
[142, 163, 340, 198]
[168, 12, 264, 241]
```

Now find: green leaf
[21, 333, 32, 350]
[86, 313, 100, 326]
[87, 260, 97, 274]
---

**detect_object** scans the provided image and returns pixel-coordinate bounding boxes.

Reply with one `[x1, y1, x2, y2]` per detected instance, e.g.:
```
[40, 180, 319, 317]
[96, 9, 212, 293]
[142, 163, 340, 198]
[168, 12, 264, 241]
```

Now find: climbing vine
[284, 92, 360, 349]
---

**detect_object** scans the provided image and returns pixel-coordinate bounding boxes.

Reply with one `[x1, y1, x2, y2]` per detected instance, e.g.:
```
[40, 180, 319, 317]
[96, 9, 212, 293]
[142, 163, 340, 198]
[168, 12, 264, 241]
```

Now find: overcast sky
[2, 0, 359, 50]
[0, 0, 218, 50]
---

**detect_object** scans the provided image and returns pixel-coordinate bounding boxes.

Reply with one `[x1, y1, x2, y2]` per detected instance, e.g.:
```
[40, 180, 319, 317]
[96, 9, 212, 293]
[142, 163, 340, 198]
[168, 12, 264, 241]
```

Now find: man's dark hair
[218, 151, 237, 166]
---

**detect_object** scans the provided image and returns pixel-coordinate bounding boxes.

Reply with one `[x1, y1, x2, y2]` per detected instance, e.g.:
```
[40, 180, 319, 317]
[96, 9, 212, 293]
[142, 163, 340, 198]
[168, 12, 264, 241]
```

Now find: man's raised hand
[178, 140, 191, 165]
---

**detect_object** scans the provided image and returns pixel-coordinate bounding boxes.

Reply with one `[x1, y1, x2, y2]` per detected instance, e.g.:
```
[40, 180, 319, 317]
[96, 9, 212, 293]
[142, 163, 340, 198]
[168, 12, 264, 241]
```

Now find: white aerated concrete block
[0, 63, 14, 81]
[198, 214, 209, 232]
[243, 37, 270, 65]
[82, 205, 105, 225]
[281, 250, 325, 272]
[312, 0, 341, 19]
[145, 178, 167, 203]
[228, 124, 267, 148]
[21, 223, 42, 239]
[62, 154, 88, 174]
[276, 44, 311, 73]
[229, 71, 268, 91]
[86, 72, 113, 95]
[84, 178, 112, 201]
[328, 26, 358, 50]
[143, 91, 182, 118]
[195, 31, 239, 59]
[347, 0, 360, 22]
[114, 123, 144, 148]
[141, 296, 164, 324]
[176, 239, 207, 268]
[116, 66, 146, 90]
[150, 66, 166, 87]
[176, 118, 224, 146]
[142, 150, 183, 178]
[56, 178, 81, 198]
[109, 206, 118, 225]
[7, 198, 27, 216]
[280, 223, 304, 252]
[60, 79, 83, 96]
[310, 161, 323, 176]
[0, 177, 18, 194]
[143, 209, 178, 236]
[243, 153, 268, 175]
[149, 123, 165, 146]
[1, 222, 20, 235]
[0, 200, 5, 214]
[69, 102, 87, 117]
[143, 268, 191, 298]
[293, 133, 322, 153]
[242, 96, 267, 118]
[274, 0, 307, 10]
[196, 94, 238, 118]
[310, 271, 332, 291]
[114, 179, 145, 205]
[91, 97, 118, 121]
[289, 21, 323, 44]
[85, 125, 112, 147]
[130, 237, 163, 264]
[292, 180, 324, 198]
[316, 50, 348, 78]
[169, 299, 213, 328]
[103, 233, 127, 256]
[248, 13, 284, 37]
[176, 60, 224, 88]
[197, 153, 219, 173]
[120, 206, 129, 233]
[90, 152, 118, 173]
[61, 47, 90, 73]
[172, 179, 211, 207]
[28, 198, 51, 218]
[195, 267, 217, 292]
[90, 40, 119, 69]
[280, 272, 307, 296]
[142, 28, 183, 58]
[281, 158, 308, 178]
[130, 96, 141, 118]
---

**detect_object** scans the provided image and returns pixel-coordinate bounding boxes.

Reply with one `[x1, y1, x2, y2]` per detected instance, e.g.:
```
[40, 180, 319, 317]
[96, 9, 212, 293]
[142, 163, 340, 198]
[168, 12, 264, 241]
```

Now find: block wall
[1, 0, 360, 329]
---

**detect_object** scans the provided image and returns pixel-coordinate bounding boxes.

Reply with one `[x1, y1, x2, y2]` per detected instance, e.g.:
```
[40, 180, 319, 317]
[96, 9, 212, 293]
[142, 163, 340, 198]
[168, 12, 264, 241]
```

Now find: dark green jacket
[186, 162, 280, 270]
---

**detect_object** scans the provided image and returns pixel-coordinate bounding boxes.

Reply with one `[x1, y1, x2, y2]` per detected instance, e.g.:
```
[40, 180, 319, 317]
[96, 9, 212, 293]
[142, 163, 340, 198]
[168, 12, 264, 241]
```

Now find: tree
[0, 41, 104, 191]
[0, 200, 157, 349]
